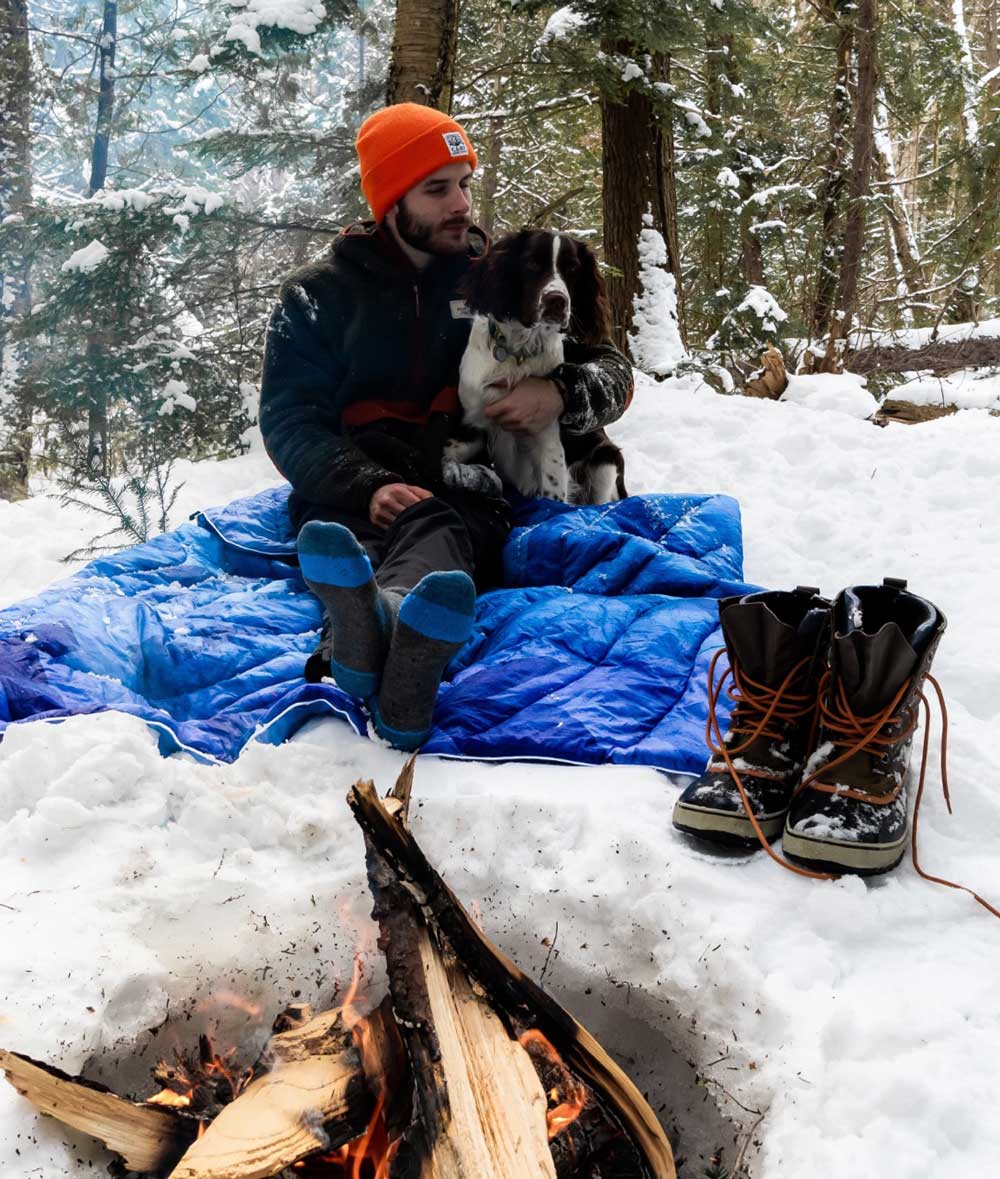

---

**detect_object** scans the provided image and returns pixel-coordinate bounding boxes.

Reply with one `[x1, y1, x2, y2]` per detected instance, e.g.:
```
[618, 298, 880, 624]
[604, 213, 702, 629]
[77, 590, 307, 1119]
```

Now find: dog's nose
[541, 292, 568, 319]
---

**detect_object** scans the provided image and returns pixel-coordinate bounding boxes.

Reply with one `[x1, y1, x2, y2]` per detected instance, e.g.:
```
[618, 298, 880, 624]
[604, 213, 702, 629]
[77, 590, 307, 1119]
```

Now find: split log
[365, 843, 556, 1179]
[0, 1049, 195, 1174]
[347, 777, 676, 1179]
[169, 999, 404, 1179]
[743, 344, 787, 399]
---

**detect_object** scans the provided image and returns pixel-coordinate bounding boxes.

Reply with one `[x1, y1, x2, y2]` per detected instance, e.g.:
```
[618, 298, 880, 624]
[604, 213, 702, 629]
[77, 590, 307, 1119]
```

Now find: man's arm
[482, 340, 634, 437]
[259, 287, 401, 516]
[549, 340, 634, 434]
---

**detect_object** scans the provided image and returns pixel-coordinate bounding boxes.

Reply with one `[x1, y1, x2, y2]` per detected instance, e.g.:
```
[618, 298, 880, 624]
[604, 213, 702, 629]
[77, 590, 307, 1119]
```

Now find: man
[259, 102, 632, 750]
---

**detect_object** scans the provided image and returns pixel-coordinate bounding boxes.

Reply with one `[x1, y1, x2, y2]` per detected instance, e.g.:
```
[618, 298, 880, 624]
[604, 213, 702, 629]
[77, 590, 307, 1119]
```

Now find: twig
[731, 1106, 768, 1176]
[538, 922, 559, 988]
[697, 1075, 763, 1117]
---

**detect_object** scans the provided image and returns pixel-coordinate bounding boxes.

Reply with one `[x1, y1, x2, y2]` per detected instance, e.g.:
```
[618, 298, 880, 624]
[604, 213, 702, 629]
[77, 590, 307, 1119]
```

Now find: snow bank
[781, 370, 879, 418]
[2, 377, 1000, 1179]
[893, 368, 1000, 412]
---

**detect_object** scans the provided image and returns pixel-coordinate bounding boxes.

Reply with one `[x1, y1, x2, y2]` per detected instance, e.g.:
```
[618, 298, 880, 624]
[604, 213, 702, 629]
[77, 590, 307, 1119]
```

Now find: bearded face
[390, 164, 473, 258]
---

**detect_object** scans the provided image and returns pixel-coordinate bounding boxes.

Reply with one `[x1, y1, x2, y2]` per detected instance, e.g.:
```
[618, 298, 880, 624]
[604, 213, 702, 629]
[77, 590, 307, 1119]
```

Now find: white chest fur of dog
[456, 315, 569, 500]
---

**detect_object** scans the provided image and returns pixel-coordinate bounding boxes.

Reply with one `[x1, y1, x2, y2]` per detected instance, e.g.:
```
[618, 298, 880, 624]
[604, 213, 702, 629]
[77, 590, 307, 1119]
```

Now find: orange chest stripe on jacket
[341, 386, 461, 428]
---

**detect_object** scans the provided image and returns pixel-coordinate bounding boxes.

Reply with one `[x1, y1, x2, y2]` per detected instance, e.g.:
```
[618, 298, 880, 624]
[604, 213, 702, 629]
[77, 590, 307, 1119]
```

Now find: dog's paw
[442, 459, 504, 497]
[444, 435, 484, 464]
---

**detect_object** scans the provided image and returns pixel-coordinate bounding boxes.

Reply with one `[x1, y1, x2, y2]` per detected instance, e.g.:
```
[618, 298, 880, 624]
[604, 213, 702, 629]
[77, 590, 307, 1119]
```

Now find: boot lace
[705, 654, 1000, 918]
[704, 647, 817, 767]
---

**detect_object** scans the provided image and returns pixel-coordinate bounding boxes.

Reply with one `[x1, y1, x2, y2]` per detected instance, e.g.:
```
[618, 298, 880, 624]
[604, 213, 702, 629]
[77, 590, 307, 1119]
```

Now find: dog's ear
[458, 236, 517, 319]
[567, 239, 611, 346]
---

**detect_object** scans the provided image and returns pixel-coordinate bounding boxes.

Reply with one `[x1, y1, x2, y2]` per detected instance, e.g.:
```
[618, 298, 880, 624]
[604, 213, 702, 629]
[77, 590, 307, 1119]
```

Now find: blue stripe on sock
[369, 698, 429, 752]
[329, 659, 379, 700]
[299, 551, 372, 589]
[399, 594, 474, 643]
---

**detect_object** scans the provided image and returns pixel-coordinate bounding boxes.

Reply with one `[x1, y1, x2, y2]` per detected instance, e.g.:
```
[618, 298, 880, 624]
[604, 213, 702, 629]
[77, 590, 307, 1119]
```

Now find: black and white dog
[443, 229, 627, 504]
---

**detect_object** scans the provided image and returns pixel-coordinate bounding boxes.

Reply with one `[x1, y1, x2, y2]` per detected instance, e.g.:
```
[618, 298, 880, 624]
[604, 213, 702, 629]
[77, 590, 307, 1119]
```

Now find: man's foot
[297, 521, 397, 699]
[371, 571, 476, 751]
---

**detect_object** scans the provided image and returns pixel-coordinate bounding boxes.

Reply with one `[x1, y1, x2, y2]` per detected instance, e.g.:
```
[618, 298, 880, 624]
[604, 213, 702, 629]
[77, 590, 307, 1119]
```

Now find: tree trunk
[873, 90, 924, 322]
[0, 0, 32, 499]
[810, 2, 854, 340]
[88, 0, 117, 195]
[600, 41, 683, 352]
[386, 0, 460, 111]
[85, 0, 118, 475]
[702, 37, 726, 294]
[822, 0, 878, 367]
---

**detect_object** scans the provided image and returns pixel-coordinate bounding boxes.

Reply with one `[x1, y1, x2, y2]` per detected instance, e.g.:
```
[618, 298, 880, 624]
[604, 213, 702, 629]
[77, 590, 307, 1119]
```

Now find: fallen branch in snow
[847, 336, 1000, 375]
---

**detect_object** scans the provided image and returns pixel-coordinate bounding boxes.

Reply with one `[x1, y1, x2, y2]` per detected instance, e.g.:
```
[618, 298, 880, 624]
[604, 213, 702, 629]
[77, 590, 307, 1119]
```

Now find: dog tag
[450, 299, 473, 320]
[494, 345, 509, 362]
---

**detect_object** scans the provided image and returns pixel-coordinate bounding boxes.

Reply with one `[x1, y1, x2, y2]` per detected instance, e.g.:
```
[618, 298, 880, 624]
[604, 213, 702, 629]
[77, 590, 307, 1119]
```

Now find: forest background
[0, 0, 997, 526]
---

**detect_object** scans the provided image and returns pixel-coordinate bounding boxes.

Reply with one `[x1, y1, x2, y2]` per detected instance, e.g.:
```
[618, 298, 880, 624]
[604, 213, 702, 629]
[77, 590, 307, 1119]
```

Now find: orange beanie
[356, 103, 478, 223]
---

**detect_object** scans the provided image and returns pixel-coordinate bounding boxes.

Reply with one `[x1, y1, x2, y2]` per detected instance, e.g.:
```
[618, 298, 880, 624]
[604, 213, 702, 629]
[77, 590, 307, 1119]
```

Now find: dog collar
[488, 317, 544, 364]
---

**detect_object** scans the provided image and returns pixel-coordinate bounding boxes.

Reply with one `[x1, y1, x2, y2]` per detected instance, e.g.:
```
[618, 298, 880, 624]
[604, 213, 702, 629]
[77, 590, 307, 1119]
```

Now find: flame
[341, 953, 367, 1030]
[145, 1035, 254, 1111]
[195, 989, 263, 1019]
[518, 1028, 588, 1140]
[146, 1088, 192, 1108]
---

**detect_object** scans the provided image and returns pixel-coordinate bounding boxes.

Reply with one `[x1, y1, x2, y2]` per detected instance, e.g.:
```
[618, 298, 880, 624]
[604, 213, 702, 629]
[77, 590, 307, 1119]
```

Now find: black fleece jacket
[259, 221, 633, 517]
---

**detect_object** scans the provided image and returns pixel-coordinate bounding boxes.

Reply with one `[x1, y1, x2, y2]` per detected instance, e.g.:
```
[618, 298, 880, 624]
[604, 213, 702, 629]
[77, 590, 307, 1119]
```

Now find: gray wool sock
[297, 521, 396, 699]
[371, 571, 476, 751]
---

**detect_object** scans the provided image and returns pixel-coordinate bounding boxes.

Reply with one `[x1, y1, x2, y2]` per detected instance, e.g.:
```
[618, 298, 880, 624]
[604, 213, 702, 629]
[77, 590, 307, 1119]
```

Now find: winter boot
[782, 578, 946, 877]
[672, 586, 831, 848]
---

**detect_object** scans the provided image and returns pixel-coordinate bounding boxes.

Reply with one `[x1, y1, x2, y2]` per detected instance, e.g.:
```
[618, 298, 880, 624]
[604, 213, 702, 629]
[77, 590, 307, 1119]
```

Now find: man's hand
[483, 377, 564, 436]
[370, 482, 433, 528]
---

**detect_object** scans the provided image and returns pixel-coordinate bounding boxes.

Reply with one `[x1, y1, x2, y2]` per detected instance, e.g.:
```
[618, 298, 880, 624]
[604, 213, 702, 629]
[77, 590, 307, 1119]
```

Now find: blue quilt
[0, 487, 758, 774]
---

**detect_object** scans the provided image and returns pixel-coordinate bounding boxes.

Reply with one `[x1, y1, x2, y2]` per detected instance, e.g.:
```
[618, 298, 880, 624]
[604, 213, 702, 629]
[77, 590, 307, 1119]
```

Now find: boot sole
[672, 800, 786, 850]
[781, 824, 907, 877]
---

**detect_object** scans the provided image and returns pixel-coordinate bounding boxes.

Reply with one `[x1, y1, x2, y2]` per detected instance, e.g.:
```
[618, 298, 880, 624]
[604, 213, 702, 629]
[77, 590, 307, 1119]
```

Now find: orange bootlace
[705, 648, 834, 880]
[706, 655, 1000, 916]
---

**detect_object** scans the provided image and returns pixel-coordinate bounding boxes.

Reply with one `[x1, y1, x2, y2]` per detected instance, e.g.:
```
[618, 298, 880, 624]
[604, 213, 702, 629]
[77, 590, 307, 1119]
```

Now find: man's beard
[396, 198, 469, 256]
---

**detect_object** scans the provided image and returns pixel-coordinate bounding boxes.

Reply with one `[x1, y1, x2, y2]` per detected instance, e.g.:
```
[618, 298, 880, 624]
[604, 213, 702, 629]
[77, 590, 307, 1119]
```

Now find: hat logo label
[442, 131, 468, 158]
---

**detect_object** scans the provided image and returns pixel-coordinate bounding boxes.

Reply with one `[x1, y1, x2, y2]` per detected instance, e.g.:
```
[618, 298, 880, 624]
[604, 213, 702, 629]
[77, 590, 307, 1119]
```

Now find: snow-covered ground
[2, 372, 999, 1179]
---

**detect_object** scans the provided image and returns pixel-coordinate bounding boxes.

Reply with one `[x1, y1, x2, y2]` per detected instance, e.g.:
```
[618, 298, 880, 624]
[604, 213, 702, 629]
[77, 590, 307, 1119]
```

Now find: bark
[85, 0, 117, 475]
[822, 0, 878, 366]
[600, 42, 684, 352]
[847, 334, 1000, 375]
[0, 0, 32, 499]
[347, 774, 677, 1179]
[810, 2, 854, 339]
[702, 37, 726, 293]
[386, 0, 460, 111]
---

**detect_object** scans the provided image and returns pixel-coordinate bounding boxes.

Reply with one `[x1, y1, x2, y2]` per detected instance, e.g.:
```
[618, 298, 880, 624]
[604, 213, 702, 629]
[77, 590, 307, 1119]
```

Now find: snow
[781, 370, 879, 419]
[223, 0, 326, 57]
[2, 374, 1000, 1177]
[538, 5, 586, 45]
[158, 378, 197, 415]
[629, 215, 686, 377]
[892, 369, 1000, 411]
[734, 285, 788, 336]
[849, 316, 1000, 351]
[59, 240, 109, 274]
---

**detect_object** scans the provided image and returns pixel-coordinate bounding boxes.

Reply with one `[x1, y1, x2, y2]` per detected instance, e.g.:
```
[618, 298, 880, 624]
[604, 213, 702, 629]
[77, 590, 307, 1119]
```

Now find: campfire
[0, 763, 676, 1178]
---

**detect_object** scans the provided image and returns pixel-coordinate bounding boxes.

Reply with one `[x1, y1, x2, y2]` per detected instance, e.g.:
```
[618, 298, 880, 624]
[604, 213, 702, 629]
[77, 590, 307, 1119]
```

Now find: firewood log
[347, 776, 676, 1179]
[0, 1049, 195, 1174]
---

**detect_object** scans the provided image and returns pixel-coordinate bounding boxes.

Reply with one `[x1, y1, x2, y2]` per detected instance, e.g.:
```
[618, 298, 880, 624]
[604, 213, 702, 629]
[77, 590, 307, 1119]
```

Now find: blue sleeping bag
[0, 487, 758, 774]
